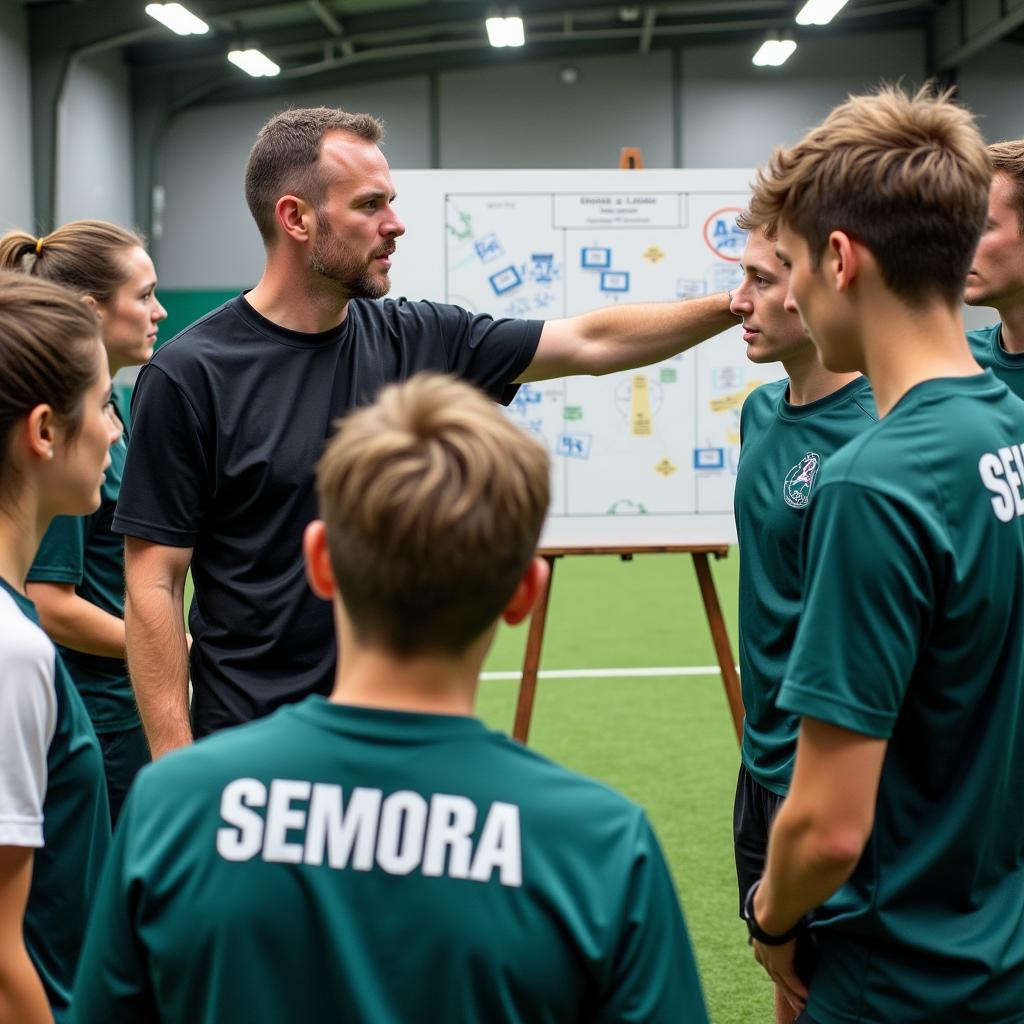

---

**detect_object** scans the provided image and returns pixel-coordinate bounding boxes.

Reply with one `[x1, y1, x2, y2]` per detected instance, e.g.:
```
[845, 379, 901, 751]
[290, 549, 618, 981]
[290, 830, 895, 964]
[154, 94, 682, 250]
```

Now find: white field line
[480, 665, 738, 681]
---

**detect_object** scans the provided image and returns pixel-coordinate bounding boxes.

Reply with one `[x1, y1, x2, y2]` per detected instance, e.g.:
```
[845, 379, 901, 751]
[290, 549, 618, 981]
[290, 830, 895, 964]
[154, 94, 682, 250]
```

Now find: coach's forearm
[520, 292, 738, 381]
[580, 291, 737, 367]
[124, 570, 192, 760]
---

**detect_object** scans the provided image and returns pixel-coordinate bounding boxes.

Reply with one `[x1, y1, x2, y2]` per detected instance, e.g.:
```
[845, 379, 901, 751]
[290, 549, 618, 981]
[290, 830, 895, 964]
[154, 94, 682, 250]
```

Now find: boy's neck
[782, 347, 861, 406]
[860, 297, 981, 417]
[329, 644, 485, 718]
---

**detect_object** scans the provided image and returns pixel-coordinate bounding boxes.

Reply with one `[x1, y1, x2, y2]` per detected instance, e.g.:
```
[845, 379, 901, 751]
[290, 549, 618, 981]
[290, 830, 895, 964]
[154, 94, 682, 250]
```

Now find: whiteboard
[389, 169, 786, 547]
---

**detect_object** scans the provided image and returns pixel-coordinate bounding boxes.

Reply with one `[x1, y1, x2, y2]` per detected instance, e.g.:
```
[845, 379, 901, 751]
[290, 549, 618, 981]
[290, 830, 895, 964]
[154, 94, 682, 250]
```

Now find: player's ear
[828, 230, 860, 293]
[303, 519, 336, 599]
[502, 557, 550, 626]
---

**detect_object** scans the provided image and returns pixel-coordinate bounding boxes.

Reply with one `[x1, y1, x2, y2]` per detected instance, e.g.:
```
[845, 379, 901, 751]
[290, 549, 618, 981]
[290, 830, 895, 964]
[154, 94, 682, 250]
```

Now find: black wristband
[743, 879, 803, 946]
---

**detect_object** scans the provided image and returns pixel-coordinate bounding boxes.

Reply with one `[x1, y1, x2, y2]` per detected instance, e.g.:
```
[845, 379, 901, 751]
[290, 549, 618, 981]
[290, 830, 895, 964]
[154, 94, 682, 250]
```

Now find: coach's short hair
[244, 106, 384, 243]
[988, 140, 1024, 234]
[747, 84, 991, 307]
[316, 374, 550, 656]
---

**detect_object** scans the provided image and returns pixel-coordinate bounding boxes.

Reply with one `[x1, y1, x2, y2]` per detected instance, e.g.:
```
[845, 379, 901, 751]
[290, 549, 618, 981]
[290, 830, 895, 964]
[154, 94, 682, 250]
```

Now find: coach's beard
[311, 238, 395, 301]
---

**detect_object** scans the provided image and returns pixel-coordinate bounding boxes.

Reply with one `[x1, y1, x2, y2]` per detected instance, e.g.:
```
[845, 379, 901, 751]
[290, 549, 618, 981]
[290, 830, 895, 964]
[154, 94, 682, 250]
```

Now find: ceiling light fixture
[752, 36, 797, 66]
[145, 3, 209, 35]
[227, 48, 281, 77]
[795, 0, 851, 26]
[486, 10, 525, 48]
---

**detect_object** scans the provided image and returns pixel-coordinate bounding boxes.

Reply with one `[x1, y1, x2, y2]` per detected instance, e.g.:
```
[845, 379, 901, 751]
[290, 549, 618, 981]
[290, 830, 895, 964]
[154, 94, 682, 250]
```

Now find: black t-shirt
[113, 294, 541, 737]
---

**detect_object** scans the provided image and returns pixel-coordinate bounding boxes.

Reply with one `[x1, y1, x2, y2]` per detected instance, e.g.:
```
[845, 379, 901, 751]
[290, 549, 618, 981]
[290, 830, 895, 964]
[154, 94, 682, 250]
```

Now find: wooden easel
[512, 545, 743, 746]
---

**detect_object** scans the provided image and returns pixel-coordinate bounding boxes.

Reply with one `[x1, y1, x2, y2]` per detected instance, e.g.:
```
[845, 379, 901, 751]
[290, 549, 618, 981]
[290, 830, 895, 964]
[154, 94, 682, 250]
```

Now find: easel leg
[692, 552, 744, 746]
[512, 555, 556, 744]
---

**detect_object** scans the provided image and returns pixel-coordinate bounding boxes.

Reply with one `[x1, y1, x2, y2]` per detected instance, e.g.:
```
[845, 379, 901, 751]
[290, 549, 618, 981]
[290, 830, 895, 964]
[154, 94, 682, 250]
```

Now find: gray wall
[680, 30, 927, 165]
[56, 50, 134, 227]
[958, 41, 1024, 144]
[0, 2, 33, 232]
[440, 51, 675, 169]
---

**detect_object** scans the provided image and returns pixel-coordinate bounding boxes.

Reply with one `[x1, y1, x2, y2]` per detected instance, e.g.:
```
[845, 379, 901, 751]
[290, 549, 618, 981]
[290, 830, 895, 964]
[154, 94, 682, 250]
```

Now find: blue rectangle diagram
[693, 447, 725, 469]
[600, 271, 630, 292]
[474, 233, 504, 263]
[489, 265, 522, 295]
[581, 247, 611, 269]
[557, 432, 592, 459]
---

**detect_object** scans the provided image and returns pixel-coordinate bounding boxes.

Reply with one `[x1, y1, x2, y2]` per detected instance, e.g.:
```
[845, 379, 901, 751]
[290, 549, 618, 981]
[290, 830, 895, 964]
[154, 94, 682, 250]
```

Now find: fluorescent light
[485, 16, 507, 46]
[227, 49, 281, 77]
[503, 16, 524, 46]
[486, 15, 525, 47]
[752, 38, 797, 66]
[795, 0, 850, 25]
[145, 3, 209, 35]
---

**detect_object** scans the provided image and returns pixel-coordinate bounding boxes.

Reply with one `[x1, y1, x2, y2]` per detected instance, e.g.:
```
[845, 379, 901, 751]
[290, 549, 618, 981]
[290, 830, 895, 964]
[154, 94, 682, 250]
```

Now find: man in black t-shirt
[115, 107, 738, 756]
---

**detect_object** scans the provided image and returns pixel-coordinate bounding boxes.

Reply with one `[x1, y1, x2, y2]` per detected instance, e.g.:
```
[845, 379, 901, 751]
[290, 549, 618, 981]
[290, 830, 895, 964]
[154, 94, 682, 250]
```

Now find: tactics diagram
[445, 191, 785, 523]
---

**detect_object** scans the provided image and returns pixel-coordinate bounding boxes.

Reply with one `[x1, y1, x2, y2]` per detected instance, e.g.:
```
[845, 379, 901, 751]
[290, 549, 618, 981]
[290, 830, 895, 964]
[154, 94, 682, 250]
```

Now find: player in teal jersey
[965, 140, 1024, 396]
[743, 87, 1024, 1024]
[0, 221, 168, 824]
[0, 275, 115, 1023]
[729, 215, 875, 1024]
[72, 373, 709, 1024]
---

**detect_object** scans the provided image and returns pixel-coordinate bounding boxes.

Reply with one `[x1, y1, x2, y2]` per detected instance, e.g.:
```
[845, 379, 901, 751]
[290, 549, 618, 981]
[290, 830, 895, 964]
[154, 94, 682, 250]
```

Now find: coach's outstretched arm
[518, 291, 736, 382]
[124, 538, 193, 759]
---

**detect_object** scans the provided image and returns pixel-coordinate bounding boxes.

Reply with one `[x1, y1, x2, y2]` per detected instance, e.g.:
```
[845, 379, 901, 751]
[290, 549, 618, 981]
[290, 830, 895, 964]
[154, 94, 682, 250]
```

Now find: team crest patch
[783, 452, 821, 509]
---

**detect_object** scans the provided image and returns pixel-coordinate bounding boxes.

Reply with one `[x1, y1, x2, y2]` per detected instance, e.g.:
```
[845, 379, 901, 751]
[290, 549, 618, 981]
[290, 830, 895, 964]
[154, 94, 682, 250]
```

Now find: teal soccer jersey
[27, 398, 137, 733]
[0, 580, 110, 1023]
[968, 323, 1024, 398]
[73, 698, 709, 1024]
[734, 377, 875, 795]
[778, 375, 1024, 1023]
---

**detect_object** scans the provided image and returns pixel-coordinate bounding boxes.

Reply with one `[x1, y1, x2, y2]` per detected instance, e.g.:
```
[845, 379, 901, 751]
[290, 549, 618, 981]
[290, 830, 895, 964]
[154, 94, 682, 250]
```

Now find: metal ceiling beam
[931, 0, 1024, 69]
[639, 6, 657, 52]
[307, 0, 344, 37]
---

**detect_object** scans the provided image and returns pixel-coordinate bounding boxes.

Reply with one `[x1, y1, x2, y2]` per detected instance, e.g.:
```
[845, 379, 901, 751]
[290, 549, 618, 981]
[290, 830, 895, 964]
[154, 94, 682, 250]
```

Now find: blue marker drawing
[530, 253, 556, 283]
[489, 265, 522, 295]
[581, 247, 611, 269]
[474, 233, 505, 263]
[511, 385, 542, 410]
[557, 432, 592, 459]
[503, 297, 532, 317]
[600, 271, 630, 293]
[693, 447, 725, 469]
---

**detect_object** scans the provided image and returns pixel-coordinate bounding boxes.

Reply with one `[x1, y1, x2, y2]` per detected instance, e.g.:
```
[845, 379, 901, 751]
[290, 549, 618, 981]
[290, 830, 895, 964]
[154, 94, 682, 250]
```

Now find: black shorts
[98, 724, 151, 826]
[733, 764, 819, 986]
[733, 763, 785, 915]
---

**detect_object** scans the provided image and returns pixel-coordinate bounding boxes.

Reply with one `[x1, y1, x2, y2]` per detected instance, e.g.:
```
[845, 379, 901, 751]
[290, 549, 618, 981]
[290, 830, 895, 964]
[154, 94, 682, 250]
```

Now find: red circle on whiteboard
[702, 207, 746, 262]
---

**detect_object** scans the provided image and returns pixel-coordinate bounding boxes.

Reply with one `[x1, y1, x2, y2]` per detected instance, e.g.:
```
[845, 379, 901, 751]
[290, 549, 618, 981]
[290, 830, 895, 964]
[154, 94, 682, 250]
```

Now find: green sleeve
[778, 480, 936, 739]
[69, 782, 159, 1024]
[595, 813, 710, 1023]
[27, 514, 85, 585]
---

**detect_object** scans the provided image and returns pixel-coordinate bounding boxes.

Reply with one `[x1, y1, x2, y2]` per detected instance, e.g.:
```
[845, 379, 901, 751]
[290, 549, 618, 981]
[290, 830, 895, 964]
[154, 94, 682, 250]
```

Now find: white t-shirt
[0, 586, 57, 848]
